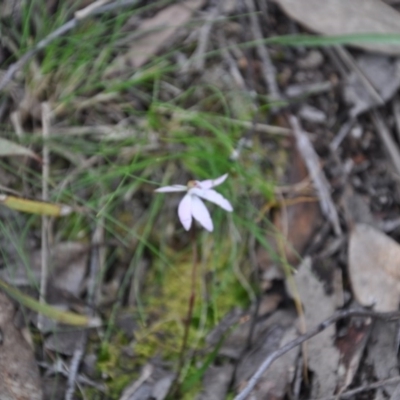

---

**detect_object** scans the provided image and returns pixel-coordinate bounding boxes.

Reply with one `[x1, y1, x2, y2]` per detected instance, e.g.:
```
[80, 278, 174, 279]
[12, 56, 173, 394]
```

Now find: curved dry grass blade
[0, 138, 41, 161]
[0, 279, 101, 327]
[0, 195, 73, 216]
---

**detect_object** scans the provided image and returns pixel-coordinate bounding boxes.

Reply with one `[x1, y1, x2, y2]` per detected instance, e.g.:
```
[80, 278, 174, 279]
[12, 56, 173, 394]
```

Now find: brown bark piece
[0, 291, 42, 400]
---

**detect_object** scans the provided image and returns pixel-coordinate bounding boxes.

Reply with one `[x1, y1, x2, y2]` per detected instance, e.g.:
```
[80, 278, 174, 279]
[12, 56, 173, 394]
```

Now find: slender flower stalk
[156, 174, 233, 395]
[173, 225, 198, 394]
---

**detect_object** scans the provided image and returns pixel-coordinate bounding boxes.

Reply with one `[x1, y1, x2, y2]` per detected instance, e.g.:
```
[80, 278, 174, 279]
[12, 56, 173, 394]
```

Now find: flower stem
[172, 225, 198, 394]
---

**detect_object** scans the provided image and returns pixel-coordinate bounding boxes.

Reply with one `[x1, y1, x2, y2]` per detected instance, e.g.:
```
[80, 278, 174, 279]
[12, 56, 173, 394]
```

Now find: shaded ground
[2, 0, 400, 399]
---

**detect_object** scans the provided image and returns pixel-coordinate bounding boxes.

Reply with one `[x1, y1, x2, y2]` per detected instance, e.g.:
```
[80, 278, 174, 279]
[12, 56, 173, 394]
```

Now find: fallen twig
[64, 222, 104, 400]
[245, 0, 281, 101]
[65, 340, 87, 400]
[371, 109, 400, 176]
[189, 7, 219, 71]
[234, 309, 400, 400]
[38, 102, 51, 331]
[289, 115, 342, 235]
[119, 364, 154, 400]
[334, 46, 383, 106]
[217, 30, 247, 90]
[392, 96, 400, 145]
[315, 376, 400, 399]
[38, 360, 106, 391]
[330, 119, 355, 151]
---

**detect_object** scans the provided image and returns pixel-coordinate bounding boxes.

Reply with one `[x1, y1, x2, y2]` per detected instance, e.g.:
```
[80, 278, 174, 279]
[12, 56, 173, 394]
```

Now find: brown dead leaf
[119, 363, 174, 400]
[390, 384, 400, 399]
[257, 293, 282, 317]
[273, 0, 400, 54]
[257, 142, 321, 274]
[42, 377, 67, 400]
[104, 0, 205, 77]
[249, 326, 299, 399]
[342, 189, 376, 227]
[367, 320, 399, 396]
[206, 308, 243, 351]
[45, 329, 85, 356]
[234, 309, 298, 393]
[47, 242, 89, 296]
[0, 291, 42, 400]
[2, 241, 88, 296]
[293, 257, 340, 397]
[344, 55, 400, 117]
[336, 315, 372, 392]
[199, 364, 235, 400]
[348, 223, 400, 311]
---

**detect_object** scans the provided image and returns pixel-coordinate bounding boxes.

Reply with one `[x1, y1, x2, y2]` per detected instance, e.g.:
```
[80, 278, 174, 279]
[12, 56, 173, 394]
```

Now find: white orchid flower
[155, 173, 233, 232]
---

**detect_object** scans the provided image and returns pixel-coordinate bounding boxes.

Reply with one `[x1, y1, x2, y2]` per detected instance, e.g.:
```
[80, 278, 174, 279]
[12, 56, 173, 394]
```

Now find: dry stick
[234, 309, 400, 400]
[120, 364, 154, 400]
[0, 0, 139, 92]
[315, 376, 400, 400]
[392, 97, 400, 145]
[330, 119, 355, 152]
[65, 222, 104, 400]
[217, 31, 247, 90]
[74, 0, 111, 19]
[245, 0, 281, 101]
[371, 109, 400, 177]
[334, 46, 383, 106]
[38, 360, 106, 391]
[190, 7, 219, 71]
[289, 115, 342, 236]
[65, 338, 87, 400]
[38, 102, 51, 331]
[276, 190, 309, 383]
[293, 354, 304, 400]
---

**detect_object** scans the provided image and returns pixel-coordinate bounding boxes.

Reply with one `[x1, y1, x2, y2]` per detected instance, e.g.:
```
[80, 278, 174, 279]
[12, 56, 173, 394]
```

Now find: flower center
[187, 180, 200, 189]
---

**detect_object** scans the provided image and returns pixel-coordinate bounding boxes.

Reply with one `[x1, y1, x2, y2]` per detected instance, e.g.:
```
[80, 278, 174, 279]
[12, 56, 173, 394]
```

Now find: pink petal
[155, 185, 187, 193]
[178, 194, 193, 231]
[191, 196, 213, 232]
[197, 173, 229, 189]
[190, 188, 233, 212]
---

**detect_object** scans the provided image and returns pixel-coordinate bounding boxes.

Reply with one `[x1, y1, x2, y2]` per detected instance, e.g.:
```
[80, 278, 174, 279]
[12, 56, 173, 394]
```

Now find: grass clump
[0, 1, 288, 397]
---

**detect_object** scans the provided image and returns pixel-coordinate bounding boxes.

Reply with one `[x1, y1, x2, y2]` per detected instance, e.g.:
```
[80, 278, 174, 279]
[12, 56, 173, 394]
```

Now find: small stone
[297, 50, 324, 69]
[298, 104, 327, 124]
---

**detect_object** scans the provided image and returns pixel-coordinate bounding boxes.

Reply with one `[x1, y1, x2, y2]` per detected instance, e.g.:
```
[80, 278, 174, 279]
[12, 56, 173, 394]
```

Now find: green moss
[132, 237, 252, 368]
[95, 341, 140, 398]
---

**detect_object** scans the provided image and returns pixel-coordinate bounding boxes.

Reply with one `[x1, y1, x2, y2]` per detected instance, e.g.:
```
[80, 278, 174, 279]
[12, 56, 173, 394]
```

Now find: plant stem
[172, 225, 198, 394]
